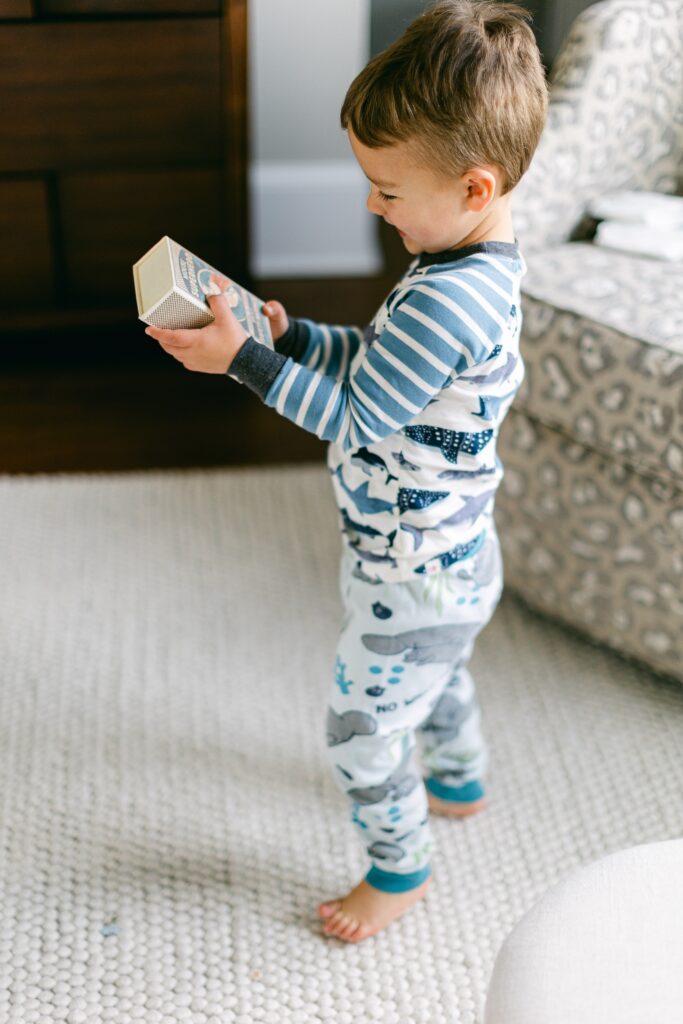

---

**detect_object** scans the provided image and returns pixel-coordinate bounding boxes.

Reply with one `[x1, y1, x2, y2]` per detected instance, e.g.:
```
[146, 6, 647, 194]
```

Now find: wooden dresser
[0, 0, 248, 345]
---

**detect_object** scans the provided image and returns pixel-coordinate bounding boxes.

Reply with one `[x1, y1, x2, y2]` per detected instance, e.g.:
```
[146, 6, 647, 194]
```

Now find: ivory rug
[1, 463, 682, 1024]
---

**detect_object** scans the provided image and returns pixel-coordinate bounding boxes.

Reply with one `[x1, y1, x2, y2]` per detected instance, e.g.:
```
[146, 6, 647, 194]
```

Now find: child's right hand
[261, 300, 289, 343]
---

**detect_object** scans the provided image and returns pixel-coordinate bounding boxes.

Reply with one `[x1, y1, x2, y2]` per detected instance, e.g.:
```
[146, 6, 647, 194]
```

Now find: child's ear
[464, 167, 497, 211]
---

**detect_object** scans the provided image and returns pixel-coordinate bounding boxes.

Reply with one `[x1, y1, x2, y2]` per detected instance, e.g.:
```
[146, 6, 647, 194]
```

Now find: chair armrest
[513, 0, 683, 253]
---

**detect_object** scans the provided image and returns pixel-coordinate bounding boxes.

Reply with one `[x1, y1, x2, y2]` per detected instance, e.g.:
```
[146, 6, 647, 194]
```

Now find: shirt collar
[417, 238, 520, 268]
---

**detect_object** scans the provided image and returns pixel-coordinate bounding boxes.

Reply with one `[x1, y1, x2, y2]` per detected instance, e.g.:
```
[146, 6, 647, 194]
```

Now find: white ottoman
[484, 840, 683, 1024]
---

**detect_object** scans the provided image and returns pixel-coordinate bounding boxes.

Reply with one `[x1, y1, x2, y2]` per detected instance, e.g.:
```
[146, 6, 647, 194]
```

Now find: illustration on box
[179, 249, 259, 337]
[180, 250, 242, 312]
[132, 236, 273, 346]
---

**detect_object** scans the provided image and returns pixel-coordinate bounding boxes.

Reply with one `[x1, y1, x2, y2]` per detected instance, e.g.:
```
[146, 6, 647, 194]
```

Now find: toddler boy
[146, 0, 548, 943]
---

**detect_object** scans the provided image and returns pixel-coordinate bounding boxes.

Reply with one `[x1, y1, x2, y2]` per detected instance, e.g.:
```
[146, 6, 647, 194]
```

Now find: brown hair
[340, 0, 548, 194]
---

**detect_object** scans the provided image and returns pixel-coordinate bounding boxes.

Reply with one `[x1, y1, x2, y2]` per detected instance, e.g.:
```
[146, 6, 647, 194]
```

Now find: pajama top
[228, 239, 526, 582]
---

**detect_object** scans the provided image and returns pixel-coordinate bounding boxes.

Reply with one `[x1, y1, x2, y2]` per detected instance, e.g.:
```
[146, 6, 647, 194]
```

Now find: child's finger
[145, 325, 195, 348]
[208, 272, 231, 293]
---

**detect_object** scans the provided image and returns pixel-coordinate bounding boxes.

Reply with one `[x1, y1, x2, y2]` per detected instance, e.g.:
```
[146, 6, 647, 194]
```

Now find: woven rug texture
[1, 463, 682, 1024]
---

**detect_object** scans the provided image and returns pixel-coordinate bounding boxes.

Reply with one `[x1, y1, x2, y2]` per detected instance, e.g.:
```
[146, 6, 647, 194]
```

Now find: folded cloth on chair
[593, 220, 683, 261]
[587, 189, 683, 228]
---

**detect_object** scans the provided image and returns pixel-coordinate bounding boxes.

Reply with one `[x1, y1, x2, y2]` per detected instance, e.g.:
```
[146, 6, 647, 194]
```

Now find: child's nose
[366, 190, 383, 216]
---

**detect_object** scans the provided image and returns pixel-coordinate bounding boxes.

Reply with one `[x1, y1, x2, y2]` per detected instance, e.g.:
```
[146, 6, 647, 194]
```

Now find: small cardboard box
[133, 236, 273, 347]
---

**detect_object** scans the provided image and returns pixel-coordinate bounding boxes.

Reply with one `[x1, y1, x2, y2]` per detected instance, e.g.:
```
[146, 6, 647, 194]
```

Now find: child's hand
[144, 274, 248, 374]
[261, 300, 289, 343]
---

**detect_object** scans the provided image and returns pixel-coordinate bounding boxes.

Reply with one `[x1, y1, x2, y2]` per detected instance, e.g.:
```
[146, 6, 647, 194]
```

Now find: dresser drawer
[0, 180, 54, 309]
[41, 1, 219, 12]
[60, 167, 226, 302]
[0, 0, 34, 17]
[0, 19, 221, 173]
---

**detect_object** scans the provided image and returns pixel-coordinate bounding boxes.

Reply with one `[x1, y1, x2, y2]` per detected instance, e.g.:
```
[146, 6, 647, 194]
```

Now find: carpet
[1, 463, 682, 1024]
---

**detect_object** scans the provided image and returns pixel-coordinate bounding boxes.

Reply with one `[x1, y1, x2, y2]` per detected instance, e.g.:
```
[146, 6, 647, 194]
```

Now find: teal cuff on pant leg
[425, 776, 485, 803]
[365, 865, 431, 893]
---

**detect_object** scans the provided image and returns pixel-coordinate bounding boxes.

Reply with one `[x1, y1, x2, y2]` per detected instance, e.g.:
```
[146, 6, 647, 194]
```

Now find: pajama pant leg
[417, 533, 503, 800]
[325, 531, 503, 894]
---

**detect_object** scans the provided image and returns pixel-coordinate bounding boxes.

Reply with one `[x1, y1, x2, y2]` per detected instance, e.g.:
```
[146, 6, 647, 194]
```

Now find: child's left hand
[144, 274, 249, 374]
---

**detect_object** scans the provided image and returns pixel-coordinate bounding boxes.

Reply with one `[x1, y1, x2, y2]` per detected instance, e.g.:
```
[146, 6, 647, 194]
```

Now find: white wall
[248, 0, 381, 278]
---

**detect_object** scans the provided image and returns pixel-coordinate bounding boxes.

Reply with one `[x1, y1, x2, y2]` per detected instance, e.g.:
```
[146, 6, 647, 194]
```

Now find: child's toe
[338, 917, 361, 941]
[333, 914, 354, 939]
[323, 909, 346, 935]
[351, 923, 374, 943]
[322, 914, 337, 932]
[318, 900, 341, 919]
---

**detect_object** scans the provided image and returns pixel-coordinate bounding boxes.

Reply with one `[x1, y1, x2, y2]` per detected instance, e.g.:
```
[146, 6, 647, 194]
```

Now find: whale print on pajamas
[398, 487, 450, 513]
[367, 837, 413, 862]
[458, 536, 500, 588]
[361, 622, 480, 665]
[350, 447, 399, 485]
[392, 451, 420, 472]
[399, 523, 426, 550]
[436, 489, 496, 527]
[350, 561, 383, 584]
[466, 351, 517, 385]
[334, 466, 394, 515]
[327, 707, 378, 747]
[437, 465, 497, 481]
[340, 507, 384, 539]
[349, 543, 399, 568]
[474, 390, 517, 422]
[399, 490, 497, 549]
[421, 691, 476, 743]
[372, 601, 393, 620]
[403, 425, 494, 464]
[347, 747, 420, 805]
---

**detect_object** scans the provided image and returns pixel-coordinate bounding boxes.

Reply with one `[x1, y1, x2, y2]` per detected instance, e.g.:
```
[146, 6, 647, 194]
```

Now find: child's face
[348, 128, 499, 255]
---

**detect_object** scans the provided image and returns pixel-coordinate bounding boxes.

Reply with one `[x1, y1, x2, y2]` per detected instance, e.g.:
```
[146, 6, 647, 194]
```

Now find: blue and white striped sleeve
[229, 281, 509, 451]
[275, 318, 364, 382]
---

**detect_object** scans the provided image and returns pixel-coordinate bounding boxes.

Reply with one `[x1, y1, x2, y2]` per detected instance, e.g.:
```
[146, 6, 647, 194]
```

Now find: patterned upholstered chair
[496, 0, 683, 680]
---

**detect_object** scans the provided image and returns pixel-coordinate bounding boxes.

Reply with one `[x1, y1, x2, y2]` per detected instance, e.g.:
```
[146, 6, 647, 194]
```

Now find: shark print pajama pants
[325, 530, 503, 894]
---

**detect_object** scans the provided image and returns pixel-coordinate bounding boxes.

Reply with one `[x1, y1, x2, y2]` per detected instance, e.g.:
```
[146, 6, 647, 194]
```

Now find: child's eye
[378, 190, 397, 202]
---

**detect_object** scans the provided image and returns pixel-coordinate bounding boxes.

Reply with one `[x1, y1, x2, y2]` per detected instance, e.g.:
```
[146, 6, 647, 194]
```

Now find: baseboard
[249, 160, 383, 278]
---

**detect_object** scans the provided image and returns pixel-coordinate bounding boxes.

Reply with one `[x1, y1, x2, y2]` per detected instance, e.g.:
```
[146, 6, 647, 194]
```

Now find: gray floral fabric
[498, 0, 683, 681]
[520, 243, 683, 487]
[496, 410, 683, 681]
[512, 0, 683, 254]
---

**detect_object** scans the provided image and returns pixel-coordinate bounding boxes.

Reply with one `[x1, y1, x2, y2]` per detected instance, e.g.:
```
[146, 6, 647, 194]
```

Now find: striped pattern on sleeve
[290, 319, 364, 382]
[263, 280, 511, 451]
[275, 317, 363, 381]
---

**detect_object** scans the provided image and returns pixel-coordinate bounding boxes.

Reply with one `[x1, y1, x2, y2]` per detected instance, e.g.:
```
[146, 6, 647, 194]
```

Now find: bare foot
[427, 790, 486, 818]
[318, 876, 432, 943]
